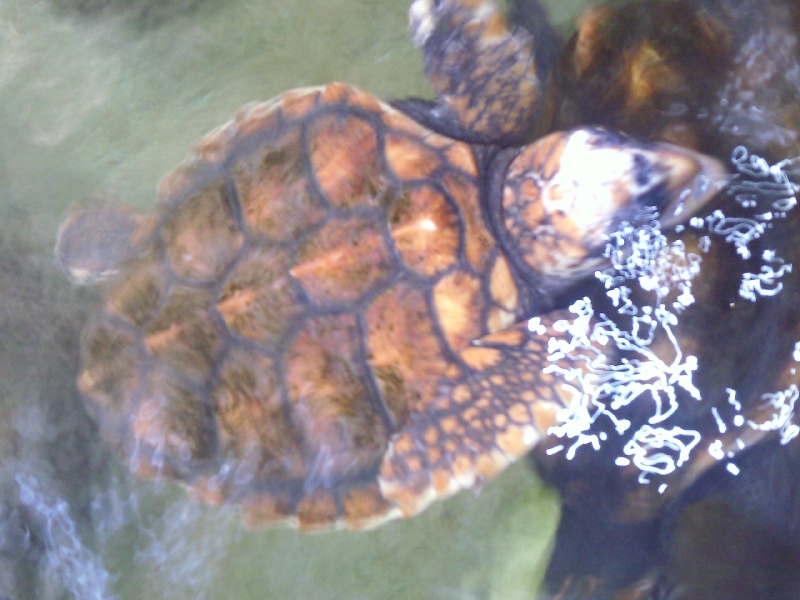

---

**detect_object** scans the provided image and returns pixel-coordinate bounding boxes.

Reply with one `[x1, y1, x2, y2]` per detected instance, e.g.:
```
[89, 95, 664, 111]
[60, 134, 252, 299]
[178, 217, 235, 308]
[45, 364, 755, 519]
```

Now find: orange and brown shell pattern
[56, 77, 724, 530]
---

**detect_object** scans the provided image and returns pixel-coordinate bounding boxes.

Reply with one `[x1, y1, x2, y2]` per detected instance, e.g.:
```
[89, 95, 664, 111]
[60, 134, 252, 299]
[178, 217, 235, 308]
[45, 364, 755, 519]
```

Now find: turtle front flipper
[378, 309, 610, 518]
[396, 0, 552, 144]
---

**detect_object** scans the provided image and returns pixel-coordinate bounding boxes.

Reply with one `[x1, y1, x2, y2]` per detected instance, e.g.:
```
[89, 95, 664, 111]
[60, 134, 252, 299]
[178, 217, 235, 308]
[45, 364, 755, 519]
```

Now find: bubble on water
[747, 384, 800, 446]
[540, 145, 800, 483]
[711, 407, 727, 434]
[739, 250, 793, 301]
[729, 145, 800, 213]
[701, 210, 766, 260]
[543, 213, 703, 474]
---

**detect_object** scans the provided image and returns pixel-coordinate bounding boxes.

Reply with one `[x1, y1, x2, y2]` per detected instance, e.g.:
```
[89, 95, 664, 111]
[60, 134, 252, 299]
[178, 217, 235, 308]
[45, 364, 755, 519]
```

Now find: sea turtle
[54, 0, 728, 535]
[54, 0, 800, 597]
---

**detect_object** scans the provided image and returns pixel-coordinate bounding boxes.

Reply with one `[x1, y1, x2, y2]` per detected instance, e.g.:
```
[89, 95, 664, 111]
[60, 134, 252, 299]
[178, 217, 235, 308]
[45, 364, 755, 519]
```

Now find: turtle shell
[59, 82, 606, 529]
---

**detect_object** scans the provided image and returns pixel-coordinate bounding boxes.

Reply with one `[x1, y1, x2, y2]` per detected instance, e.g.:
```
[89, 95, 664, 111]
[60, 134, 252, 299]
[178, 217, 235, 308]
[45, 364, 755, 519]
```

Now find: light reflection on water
[0, 0, 589, 597]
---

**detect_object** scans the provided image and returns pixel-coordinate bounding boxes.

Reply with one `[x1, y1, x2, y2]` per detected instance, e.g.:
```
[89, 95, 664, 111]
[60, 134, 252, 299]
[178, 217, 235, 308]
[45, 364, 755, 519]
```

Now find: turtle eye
[629, 152, 672, 211]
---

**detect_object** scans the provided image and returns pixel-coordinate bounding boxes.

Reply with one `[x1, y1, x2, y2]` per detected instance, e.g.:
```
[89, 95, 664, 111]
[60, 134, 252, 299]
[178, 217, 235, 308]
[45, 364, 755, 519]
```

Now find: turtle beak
[649, 143, 729, 229]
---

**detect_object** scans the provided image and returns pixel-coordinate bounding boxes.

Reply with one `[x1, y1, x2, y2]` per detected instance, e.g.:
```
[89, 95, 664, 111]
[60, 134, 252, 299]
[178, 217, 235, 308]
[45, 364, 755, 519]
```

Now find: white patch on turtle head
[543, 128, 725, 244]
[538, 129, 641, 248]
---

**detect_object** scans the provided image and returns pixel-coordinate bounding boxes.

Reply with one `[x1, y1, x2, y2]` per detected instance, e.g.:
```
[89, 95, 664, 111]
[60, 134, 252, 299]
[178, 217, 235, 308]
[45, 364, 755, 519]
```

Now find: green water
[0, 0, 592, 597]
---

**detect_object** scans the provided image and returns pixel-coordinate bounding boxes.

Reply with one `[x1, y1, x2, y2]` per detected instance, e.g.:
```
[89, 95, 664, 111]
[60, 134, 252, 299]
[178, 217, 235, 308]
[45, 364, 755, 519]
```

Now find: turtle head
[498, 127, 727, 287]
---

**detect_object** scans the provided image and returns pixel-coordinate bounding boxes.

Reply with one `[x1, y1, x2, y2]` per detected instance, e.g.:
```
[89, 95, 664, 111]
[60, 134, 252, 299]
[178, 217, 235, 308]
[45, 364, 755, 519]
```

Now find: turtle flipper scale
[378, 310, 611, 518]
[402, 0, 545, 144]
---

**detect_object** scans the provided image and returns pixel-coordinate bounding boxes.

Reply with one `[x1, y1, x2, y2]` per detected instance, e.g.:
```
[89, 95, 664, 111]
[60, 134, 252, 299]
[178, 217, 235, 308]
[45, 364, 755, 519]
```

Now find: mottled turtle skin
[55, 0, 726, 533]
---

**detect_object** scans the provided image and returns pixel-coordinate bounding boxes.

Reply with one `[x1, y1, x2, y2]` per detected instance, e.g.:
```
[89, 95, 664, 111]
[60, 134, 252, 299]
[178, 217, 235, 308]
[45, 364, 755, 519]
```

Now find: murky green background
[0, 0, 592, 598]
